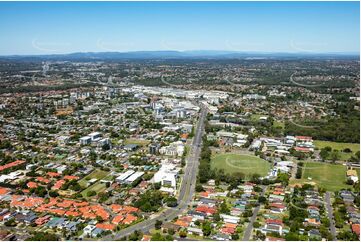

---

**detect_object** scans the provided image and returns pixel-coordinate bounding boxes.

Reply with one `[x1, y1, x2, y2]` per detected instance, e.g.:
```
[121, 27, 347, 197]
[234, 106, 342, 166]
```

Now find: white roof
[116, 170, 135, 181]
[125, 171, 144, 182]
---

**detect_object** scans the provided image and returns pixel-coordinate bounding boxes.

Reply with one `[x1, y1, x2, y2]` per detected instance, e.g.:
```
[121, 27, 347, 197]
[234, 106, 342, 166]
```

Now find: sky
[0, 1, 359, 55]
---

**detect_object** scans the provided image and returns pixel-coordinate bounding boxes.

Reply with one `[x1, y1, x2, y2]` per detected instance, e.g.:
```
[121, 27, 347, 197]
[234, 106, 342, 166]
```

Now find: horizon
[1, 49, 360, 58]
[0, 1, 360, 55]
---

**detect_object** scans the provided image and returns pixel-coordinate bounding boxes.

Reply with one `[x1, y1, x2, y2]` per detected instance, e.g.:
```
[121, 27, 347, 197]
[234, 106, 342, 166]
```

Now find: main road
[101, 105, 208, 240]
[242, 185, 267, 241]
[325, 192, 337, 240]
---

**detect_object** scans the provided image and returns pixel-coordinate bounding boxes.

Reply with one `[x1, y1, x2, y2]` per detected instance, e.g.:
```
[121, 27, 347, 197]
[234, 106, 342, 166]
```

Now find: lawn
[80, 174, 113, 198]
[293, 162, 354, 192]
[250, 114, 266, 122]
[273, 120, 285, 129]
[211, 153, 271, 179]
[314, 140, 360, 161]
[124, 138, 150, 146]
[78, 169, 109, 187]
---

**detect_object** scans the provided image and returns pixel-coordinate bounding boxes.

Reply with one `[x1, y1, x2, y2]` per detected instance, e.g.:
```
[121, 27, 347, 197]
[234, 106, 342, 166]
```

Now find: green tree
[155, 220, 163, 230]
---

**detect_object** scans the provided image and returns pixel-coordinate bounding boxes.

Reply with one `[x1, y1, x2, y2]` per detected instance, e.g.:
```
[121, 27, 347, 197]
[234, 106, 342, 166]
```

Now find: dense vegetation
[285, 102, 360, 143]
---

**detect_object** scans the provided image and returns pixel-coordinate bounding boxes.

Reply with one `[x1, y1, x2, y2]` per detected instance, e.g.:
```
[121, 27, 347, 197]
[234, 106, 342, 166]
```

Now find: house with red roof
[352, 224, 360, 237]
[27, 182, 38, 189]
[220, 227, 235, 235]
[123, 214, 137, 225]
[52, 180, 65, 190]
[112, 215, 124, 224]
[96, 223, 115, 231]
[0, 160, 25, 172]
[47, 172, 61, 177]
[196, 205, 217, 216]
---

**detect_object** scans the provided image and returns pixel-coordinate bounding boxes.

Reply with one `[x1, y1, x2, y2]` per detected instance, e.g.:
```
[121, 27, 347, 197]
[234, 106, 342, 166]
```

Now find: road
[242, 186, 267, 241]
[325, 192, 337, 240]
[101, 106, 208, 240]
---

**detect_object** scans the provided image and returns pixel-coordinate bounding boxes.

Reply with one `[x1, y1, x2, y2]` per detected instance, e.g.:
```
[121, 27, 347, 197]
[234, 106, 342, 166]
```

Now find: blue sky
[0, 1, 359, 55]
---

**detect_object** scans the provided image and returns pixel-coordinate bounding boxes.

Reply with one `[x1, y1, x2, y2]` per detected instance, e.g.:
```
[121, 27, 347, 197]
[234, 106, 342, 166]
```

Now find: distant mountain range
[0, 50, 359, 61]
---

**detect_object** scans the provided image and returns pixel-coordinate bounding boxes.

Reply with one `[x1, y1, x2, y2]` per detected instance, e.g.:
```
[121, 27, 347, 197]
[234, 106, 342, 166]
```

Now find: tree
[330, 150, 340, 162]
[202, 221, 212, 237]
[219, 200, 230, 214]
[166, 196, 178, 207]
[253, 222, 261, 228]
[179, 229, 187, 238]
[213, 213, 221, 222]
[319, 149, 329, 161]
[167, 228, 175, 235]
[26, 232, 58, 241]
[4, 218, 16, 227]
[285, 232, 299, 241]
[258, 196, 267, 204]
[129, 230, 143, 241]
[164, 235, 173, 241]
[155, 220, 163, 230]
[154, 182, 161, 190]
[151, 233, 165, 241]
[87, 190, 96, 197]
[231, 234, 239, 240]
[89, 151, 97, 161]
[49, 190, 59, 197]
[195, 184, 204, 192]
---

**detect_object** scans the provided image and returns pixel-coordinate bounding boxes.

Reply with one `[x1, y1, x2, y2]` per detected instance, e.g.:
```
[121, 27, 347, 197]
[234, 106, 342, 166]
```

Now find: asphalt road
[325, 192, 337, 240]
[242, 186, 267, 241]
[101, 106, 208, 240]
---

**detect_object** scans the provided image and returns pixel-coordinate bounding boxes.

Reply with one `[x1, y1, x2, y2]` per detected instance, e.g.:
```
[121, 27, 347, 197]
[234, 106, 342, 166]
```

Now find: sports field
[314, 140, 360, 161]
[294, 162, 355, 192]
[211, 153, 271, 178]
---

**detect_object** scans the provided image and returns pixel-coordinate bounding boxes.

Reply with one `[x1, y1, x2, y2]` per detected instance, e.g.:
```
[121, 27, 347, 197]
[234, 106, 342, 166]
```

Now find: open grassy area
[80, 174, 112, 198]
[124, 138, 150, 146]
[314, 140, 360, 161]
[250, 114, 266, 122]
[273, 120, 285, 129]
[211, 153, 271, 178]
[78, 169, 109, 187]
[292, 162, 354, 192]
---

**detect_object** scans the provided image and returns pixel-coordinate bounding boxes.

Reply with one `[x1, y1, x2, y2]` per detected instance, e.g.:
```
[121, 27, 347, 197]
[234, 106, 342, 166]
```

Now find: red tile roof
[123, 214, 137, 225]
[47, 172, 61, 177]
[266, 219, 283, 226]
[0, 160, 25, 172]
[112, 215, 124, 224]
[110, 204, 139, 214]
[196, 205, 216, 215]
[36, 177, 50, 184]
[270, 203, 286, 209]
[220, 227, 235, 235]
[27, 181, 38, 189]
[10, 196, 44, 208]
[352, 224, 360, 236]
[295, 136, 312, 141]
[96, 223, 116, 231]
[64, 175, 79, 180]
[0, 187, 10, 195]
[52, 180, 65, 190]
[295, 147, 312, 153]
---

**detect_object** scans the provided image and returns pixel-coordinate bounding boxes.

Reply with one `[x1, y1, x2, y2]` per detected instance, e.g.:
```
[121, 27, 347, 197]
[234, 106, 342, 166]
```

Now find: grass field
[80, 174, 112, 198]
[211, 153, 271, 178]
[250, 114, 266, 122]
[124, 139, 150, 146]
[78, 169, 109, 187]
[292, 162, 354, 192]
[314, 140, 360, 161]
[273, 120, 285, 129]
